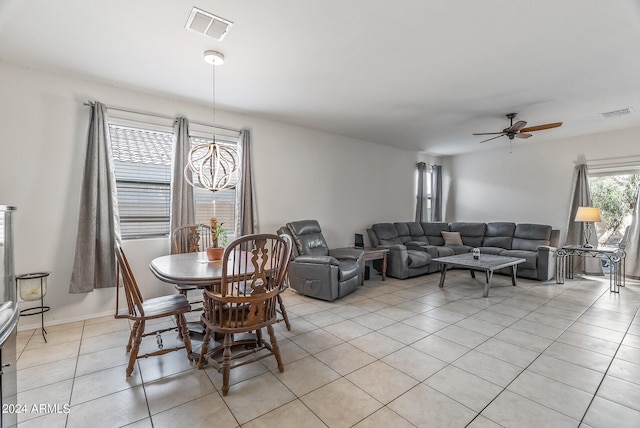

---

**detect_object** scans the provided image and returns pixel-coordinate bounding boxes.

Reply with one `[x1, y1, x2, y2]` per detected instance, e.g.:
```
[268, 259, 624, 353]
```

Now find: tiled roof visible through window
[110, 125, 173, 165]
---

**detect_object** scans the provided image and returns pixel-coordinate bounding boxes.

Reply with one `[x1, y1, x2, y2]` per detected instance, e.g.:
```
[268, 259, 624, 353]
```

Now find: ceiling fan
[473, 113, 563, 143]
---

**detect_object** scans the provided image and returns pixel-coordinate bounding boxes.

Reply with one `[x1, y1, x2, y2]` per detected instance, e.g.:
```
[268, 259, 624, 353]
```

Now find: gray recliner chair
[283, 220, 364, 301]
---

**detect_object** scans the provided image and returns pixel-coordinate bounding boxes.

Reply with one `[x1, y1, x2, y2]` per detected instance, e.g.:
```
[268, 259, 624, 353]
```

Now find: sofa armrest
[536, 246, 557, 281]
[329, 247, 364, 261]
[537, 245, 557, 255]
[293, 255, 339, 266]
[377, 244, 406, 250]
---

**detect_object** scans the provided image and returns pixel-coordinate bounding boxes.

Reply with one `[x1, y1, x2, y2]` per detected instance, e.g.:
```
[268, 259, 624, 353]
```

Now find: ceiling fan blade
[507, 120, 527, 133]
[516, 133, 532, 139]
[520, 122, 563, 133]
[472, 132, 506, 136]
[479, 134, 505, 144]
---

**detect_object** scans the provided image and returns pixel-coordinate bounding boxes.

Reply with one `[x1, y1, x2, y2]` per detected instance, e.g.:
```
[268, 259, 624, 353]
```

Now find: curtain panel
[430, 165, 443, 222]
[169, 117, 195, 253]
[415, 162, 427, 222]
[236, 129, 257, 236]
[624, 186, 640, 279]
[565, 163, 603, 275]
[69, 102, 121, 293]
[415, 163, 443, 222]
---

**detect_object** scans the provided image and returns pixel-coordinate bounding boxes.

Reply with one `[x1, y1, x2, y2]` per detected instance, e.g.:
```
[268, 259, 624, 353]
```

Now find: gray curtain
[430, 165, 443, 221]
[624, 186, 640, 279]
[169, 117, 195, 253]
[69, 102, 121, 293]
[415, 162, 427, 222]
[564, 163, 603, 275]
[236, 129, 257, 236]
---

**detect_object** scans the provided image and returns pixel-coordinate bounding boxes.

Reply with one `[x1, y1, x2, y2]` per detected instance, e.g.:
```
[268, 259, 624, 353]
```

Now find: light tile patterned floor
[13, 271, 640, 427]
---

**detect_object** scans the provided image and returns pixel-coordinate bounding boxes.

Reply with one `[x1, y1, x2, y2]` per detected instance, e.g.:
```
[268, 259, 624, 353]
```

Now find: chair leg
[277, 294, 291, 330]
[221, 334, 233, 396]
[177, 314, 194, 360]
[126, 320, 145, 377]
[198, 328, 213, 369]
[267, 324, 284, 373]
[126, 320, 139, 352]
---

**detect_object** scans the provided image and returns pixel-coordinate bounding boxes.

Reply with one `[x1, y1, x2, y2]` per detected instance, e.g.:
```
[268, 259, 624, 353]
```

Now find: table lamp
[575, 206, 601, 248]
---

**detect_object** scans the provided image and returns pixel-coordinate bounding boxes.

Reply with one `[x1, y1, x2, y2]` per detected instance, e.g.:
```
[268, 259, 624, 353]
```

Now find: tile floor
[13, 270, 640, 428]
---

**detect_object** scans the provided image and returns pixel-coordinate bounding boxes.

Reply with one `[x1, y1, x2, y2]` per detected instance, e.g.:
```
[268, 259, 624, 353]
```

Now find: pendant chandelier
[184, 50, 239, 192]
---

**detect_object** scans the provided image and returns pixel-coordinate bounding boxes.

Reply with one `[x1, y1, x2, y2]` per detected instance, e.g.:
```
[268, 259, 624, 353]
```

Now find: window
[110, 123, 239, 240]
[589, 173, 640, 246]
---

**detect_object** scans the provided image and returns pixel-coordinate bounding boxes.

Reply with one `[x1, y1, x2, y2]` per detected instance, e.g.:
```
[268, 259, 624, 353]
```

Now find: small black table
[432, 253, 526, 297]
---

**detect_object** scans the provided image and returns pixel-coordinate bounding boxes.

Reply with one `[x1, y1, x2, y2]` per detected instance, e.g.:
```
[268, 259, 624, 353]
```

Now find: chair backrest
[286, 220, 329, 257]
[172, 224, 213, 254]
[114, 242, 145, 319]
[205, 233, 292, 331]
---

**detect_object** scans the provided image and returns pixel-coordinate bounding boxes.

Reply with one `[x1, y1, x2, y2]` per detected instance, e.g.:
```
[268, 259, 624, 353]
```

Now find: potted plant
[206, 217, 227, 261]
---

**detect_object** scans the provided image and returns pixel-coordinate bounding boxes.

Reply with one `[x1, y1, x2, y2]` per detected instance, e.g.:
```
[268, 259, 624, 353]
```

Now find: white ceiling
[2, 0, 640, 155]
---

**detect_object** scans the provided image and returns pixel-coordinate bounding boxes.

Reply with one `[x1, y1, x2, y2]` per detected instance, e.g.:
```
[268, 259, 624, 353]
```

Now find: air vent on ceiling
[185, 7, 233, 41]
[600, 107, 634, 119]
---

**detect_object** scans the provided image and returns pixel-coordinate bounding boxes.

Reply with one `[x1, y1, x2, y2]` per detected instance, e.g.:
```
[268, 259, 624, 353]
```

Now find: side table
[361, 247, 389, 284]
[556, 245, 625, 293]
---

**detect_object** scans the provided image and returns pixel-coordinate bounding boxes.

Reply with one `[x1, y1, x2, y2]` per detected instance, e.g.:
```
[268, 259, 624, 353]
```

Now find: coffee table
[432, 253, 526, 297]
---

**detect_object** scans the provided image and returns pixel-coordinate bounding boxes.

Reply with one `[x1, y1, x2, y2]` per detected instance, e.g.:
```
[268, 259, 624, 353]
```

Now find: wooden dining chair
[275, 227, 294, 330]
[197, 233, 292, 396]
[114, 242, 194, 376]
[172, 224, 213, 309]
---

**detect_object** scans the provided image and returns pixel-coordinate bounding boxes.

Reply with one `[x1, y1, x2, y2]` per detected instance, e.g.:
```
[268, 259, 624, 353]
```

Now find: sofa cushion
[406, 222, 428, 241]
[407, 250, 431, 268]
[499, 250, 538, 270]
[512, 224, 552, 251]
[421, 222, 449, 246]
[393, 222, 412, 243]
[449, 222, 486, 247]
[442, 231, 463, 246]
[371, 223, 404, 246]
[477, 246, 504, 255]
[435, 246, 455, 257]
[482, 222, 515, 249]
[450, 245, 473, 255]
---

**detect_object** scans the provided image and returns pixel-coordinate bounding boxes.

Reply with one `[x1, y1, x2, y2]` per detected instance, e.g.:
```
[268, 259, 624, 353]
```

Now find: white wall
[446, 127, 640, 242]
[0, 61, 427, 328]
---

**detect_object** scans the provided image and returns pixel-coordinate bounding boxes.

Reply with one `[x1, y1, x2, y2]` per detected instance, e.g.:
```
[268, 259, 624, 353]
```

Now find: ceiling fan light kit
[473, 113, 563, 144]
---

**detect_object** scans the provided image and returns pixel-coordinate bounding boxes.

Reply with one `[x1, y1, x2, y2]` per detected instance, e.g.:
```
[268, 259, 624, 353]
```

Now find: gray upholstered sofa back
[483, 222, 516, 249]
[512, 223, 553, 251]
[369, 221, 557, 249]
[449, 222, 486, 247]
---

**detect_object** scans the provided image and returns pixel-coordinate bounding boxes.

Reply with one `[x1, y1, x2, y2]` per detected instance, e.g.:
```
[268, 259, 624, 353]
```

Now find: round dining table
[149, 252, 227, 289]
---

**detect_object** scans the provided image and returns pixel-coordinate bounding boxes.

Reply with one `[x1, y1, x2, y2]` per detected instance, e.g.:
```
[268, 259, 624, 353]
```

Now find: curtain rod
[583, 154, 640, 164]
[83, 101, 241, 134]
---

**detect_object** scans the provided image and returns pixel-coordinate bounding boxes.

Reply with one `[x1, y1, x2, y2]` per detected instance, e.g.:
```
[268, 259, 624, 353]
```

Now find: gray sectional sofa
[367, 222, 559, 281]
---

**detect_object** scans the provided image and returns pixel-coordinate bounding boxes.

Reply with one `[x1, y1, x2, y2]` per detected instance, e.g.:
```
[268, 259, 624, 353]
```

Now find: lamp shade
[575, 206, 602, 222]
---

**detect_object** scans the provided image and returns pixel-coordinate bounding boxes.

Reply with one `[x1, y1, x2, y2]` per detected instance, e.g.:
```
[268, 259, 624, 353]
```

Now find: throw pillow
[441, 231, 463, 246]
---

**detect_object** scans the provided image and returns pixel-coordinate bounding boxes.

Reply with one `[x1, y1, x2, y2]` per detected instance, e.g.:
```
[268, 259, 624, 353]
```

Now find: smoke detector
[185, 7, 233, 41]
[600, 108, 634, 119]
